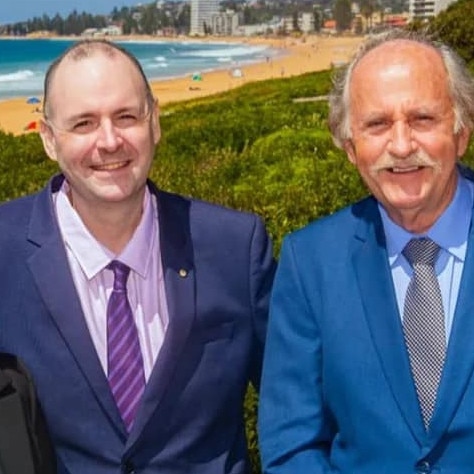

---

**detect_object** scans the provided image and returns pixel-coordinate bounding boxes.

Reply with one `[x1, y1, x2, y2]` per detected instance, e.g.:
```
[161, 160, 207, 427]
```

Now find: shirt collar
[55, 182, 157, 280]
[379, 172, 473, 265]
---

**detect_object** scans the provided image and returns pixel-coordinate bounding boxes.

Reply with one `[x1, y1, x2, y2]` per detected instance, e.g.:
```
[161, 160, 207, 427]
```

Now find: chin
[381, 193, 427, 213]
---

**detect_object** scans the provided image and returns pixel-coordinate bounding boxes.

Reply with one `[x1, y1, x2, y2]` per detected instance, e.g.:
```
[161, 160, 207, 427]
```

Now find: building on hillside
[321, 19, 337, 34]
[299, 12, 315, 33]
[352, 10, 409, 33]
[81, 25, 123, 37]
[409, 0, 457, 20]
[210, 10, 240, 35]
[190, 0, 220, 35]
[233, 23, 272, 36]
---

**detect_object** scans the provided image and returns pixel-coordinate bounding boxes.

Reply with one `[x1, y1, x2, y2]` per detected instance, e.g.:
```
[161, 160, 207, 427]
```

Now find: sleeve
[257, 236, 335, 473]
[248, 215, 277, 390]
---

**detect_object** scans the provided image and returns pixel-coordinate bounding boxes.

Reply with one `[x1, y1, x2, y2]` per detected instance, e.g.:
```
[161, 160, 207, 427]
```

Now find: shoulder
[458, 163, 474, 182]
[153, 185, 265, 234]
[0, 193, 36, 215]
[0, 194, 37, 234]
[284, 195, 379, 252]
[0, 176, 55, 226]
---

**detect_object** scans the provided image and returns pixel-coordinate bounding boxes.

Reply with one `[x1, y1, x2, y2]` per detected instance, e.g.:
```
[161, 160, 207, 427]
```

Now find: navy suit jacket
[0, 174, 275, 474]
[259, 192, 474, 473]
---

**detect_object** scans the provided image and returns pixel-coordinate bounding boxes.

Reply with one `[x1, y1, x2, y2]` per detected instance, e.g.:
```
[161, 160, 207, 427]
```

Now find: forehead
[48, 49, 147, 113]
[353, 40, 444, 76]
[349, 40, 450, 111]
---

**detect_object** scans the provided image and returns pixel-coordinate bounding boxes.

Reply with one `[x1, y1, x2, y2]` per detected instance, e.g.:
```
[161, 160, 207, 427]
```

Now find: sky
[0, 1, 141, 24]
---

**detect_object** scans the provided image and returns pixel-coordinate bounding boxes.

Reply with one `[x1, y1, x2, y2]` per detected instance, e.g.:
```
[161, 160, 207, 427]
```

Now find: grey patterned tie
[402, 238, 446, 429]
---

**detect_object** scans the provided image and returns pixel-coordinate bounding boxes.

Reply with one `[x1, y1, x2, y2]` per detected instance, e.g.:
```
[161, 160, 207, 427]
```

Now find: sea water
[0, 38, 275, 100]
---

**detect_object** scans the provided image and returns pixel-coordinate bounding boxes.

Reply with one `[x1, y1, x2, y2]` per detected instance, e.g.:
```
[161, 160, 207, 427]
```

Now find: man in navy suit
[0, 39, 275, 473]
[258, 30, 474, 473]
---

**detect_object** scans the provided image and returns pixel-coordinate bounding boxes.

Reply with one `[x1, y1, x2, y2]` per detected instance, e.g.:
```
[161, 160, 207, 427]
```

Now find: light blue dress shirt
[379, 173, 474, 342]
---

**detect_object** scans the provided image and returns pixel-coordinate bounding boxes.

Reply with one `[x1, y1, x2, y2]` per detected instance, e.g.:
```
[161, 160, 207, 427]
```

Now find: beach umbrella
[191, 72, 202, 81]
[25, 121, 37, 131]
[26, 96, 41, 104]
[231, 68, 243, 78]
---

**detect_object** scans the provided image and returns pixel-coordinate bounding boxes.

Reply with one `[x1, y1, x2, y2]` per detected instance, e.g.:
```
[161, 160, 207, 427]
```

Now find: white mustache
[371, 152, 437, 173]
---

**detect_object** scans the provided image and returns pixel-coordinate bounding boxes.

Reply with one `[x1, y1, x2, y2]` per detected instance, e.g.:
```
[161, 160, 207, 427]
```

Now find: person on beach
[258, 30, 474, 473]
[0, 39, 275, 474]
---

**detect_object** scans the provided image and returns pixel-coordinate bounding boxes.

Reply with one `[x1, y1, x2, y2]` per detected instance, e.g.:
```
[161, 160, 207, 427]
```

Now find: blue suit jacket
[0, 174, 275, 474]
[259, 194, 474, 473]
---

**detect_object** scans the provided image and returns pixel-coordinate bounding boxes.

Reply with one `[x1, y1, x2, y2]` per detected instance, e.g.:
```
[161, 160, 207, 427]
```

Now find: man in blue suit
[0, 40, 275, 473]
[258, 30, 474, 473]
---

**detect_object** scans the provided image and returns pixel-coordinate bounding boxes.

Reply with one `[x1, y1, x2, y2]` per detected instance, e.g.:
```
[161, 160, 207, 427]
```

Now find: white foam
[147, 63, 169, 69]
[183, 45, 268, 58]
[0, 69, 35, 82]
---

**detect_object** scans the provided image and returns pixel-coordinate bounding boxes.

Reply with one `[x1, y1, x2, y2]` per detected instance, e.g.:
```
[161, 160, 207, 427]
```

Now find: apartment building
[190, 0, 220, 35]
[409, 0, 457, 20]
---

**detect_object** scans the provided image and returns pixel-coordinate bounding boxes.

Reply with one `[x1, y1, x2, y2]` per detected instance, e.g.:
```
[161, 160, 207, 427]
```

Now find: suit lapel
[128, 185, 196, 443]
[428, 205, 474, 442]
[352, 199, 426, 443]
[26, 176, 124, 435]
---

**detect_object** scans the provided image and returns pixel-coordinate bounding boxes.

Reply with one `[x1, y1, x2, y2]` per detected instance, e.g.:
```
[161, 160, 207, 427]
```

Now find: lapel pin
[179, 269, 188, 278]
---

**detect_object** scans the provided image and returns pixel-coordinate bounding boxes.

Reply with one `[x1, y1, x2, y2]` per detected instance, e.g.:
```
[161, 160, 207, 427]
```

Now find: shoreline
[0, 35, 363, 136]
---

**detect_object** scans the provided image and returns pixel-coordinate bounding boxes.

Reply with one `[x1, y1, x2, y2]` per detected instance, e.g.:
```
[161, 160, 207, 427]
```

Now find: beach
[0, 35, 363, 136]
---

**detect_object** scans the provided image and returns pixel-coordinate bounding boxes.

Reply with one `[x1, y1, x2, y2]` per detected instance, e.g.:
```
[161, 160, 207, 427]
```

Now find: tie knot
[107, 260, 130, 291]
[402, 238, 440, 268]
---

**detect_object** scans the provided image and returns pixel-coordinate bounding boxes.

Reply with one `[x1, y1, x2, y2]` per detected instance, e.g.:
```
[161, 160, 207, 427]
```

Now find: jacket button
[415, 461, 431, 473]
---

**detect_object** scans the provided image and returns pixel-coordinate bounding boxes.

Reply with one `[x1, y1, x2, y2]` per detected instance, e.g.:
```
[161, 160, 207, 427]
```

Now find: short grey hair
[328, 29, 474, 148]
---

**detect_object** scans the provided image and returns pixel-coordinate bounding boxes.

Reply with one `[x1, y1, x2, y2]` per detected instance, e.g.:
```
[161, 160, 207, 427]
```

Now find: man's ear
[456, 126, 472, 158]
[343, 139, 357, 165]
[39, 119, 58, 162]
[151, 99, 161, 145]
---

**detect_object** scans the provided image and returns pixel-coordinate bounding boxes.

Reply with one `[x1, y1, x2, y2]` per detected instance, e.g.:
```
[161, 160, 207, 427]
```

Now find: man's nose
[387, 121, 416, 158]
[96, 119, 122, 150]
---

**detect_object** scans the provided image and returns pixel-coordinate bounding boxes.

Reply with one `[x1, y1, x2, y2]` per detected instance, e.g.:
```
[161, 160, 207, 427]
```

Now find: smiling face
[344, 40, 471, 233]
[40, 48, 160, 218]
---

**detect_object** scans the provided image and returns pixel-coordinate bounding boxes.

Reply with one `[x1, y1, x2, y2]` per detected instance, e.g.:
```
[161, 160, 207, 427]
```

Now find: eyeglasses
[44, 101, 155, 136]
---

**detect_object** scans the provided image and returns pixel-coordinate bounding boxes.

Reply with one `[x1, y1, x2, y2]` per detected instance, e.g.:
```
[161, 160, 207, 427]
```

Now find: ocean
[0, 38, 276, 100]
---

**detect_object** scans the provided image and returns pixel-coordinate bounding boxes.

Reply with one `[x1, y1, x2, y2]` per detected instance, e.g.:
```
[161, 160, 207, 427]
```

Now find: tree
[140, 4, 159, 34]
[175, 4, 190, 33]
[333, 0, 352, 32]
[292, 10, 300, 32]
[313, 7, 322, 32]
[359, 0, 376, 32]
[428, 0, 474, 66]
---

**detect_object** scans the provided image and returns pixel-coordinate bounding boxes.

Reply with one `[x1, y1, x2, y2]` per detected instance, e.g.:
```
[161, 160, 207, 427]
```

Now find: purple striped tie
[107, 260, 145, 433]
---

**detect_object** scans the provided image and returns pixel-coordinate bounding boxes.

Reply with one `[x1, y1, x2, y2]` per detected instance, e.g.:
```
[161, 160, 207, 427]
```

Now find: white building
[190, 0, 220, 35]
[299, 12, 315, 33]
[409, 0, 457, 20]
[211, 10, 240, 36]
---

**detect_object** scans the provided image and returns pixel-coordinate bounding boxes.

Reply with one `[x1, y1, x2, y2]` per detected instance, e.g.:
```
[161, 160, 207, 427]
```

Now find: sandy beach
[0, 35, 363, 136]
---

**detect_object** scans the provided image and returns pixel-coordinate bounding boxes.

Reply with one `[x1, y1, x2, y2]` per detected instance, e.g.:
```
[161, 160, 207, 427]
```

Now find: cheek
[55, 142, 90, 171]
[418, 129, 461, 155]
[352, 139, 385, 167]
